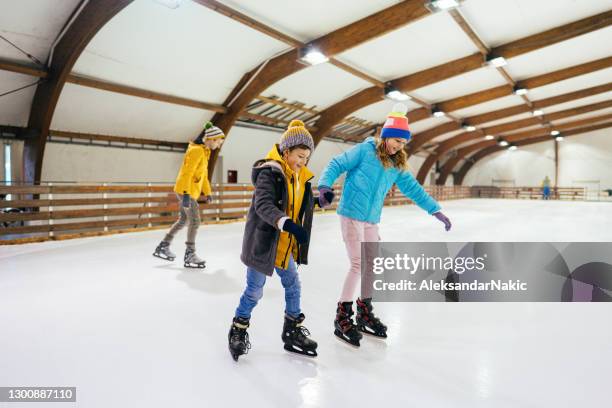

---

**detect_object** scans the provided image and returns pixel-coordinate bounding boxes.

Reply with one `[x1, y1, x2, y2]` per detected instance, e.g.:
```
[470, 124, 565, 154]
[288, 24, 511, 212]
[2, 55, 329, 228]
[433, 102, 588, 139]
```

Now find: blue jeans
[235, 256, 301, 319]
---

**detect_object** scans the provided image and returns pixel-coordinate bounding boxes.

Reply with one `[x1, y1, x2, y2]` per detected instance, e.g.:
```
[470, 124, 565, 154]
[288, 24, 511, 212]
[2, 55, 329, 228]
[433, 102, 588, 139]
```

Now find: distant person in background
[542, 176, 552, 200]
[153, 122, 225, 268]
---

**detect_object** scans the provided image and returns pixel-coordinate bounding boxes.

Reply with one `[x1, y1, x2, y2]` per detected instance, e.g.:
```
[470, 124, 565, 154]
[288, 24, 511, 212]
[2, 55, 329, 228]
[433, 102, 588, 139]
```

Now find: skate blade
[358, 325, 387, 339]
[153, 253, 175, 261]
[184, 263, 206, 268]
[229, 346, 245, 362]
[283, 344, 317, 357]
[334, 330, 360, 348]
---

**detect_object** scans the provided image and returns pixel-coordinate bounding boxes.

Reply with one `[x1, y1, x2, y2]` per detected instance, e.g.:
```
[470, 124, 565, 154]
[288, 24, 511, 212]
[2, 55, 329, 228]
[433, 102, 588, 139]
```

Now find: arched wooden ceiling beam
[454, 121, 612, 185]
[200, 0, 430, 174]
[23, 0, 133, 183]
[406, 56, 612, 154]
[415, 82, 612, 183]
[436, 111, 612, 185]
[207, 0, 430, 134]
[310, 10, 612, 145]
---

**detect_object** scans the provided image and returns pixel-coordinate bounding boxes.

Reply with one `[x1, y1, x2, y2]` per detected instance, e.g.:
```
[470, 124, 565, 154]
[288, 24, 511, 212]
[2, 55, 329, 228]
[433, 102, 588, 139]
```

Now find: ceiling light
[432, 106, 445, 118]
[425, 0, 462, 12]
[498, 140, 509, 147]
[508, 144, 518, 151]
[513, 85, 528, 96]
[550, 130, 560, 136]
[462, 122, 476, 132]
[298, 45, 329, 66]
[532, 110, 544, 116]
[486, 55, 507, 68]
[484, 135, 495, 140]
[555, 136, 564, 142]
[384, 84, 411, 101]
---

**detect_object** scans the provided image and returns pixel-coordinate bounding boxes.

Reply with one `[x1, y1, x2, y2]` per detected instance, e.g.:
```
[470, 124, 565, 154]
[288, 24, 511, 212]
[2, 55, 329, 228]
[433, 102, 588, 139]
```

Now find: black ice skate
[282, 313, 318, 357]
[356, 297, 387, 338]
[334, 301, 362, 347]
[228, 317, 251, 361]
[153, 241, 175, 261]
[184, 247, 206, 268]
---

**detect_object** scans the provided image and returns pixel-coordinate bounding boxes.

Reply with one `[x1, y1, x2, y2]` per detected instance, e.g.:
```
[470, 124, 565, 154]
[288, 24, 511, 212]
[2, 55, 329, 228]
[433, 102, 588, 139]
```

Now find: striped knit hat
[203, 121, 225, 140]
[381, 103, 411, 140]
[279, 120, 314, 152]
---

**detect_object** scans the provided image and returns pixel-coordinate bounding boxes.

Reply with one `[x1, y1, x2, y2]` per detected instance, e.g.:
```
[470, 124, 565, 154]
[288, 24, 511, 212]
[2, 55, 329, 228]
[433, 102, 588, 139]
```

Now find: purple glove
[433, 211, 451, 231]
[203, 195, 213, 204]
[318, 186, 335, 208]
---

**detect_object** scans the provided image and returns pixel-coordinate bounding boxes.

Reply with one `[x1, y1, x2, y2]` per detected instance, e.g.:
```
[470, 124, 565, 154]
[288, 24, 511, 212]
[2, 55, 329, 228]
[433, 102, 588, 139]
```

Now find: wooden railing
[469, 186, 586, 200]
[0, 183, 585, 244]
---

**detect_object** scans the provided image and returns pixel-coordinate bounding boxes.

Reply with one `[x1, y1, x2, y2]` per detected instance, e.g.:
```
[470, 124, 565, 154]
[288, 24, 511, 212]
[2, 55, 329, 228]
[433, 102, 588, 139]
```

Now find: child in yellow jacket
[153, 122, 225, 268]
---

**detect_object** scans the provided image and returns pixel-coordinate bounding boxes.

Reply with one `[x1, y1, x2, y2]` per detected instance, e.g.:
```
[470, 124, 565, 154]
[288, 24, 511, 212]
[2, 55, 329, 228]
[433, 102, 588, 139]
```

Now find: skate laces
[231, 327, 251, 352]
[295, 323, 311, 339]
[337, 308, 356, 332]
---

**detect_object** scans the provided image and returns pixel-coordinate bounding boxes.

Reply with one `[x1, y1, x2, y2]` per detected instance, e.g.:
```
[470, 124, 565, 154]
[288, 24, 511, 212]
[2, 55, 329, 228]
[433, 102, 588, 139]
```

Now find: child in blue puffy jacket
[317, 103, 452, 347]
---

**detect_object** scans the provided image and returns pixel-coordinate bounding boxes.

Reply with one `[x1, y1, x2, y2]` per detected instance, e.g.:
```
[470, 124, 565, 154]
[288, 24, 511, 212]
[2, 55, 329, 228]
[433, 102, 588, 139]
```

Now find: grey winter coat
[240, 160, 314, 276]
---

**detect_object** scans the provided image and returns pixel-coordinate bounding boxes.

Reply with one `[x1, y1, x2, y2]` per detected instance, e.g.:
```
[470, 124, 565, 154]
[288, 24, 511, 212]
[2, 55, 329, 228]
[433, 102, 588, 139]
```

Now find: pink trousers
[339, 215, 380, 302]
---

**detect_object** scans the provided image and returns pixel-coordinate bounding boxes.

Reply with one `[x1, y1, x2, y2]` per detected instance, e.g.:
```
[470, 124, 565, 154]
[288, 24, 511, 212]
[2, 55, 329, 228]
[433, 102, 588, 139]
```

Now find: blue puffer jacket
[318, 137, 441, 224]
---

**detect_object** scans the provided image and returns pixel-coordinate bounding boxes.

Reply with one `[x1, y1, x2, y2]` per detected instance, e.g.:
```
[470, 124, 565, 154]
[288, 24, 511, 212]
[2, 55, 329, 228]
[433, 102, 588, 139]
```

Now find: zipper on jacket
[282, 174, 296, 269]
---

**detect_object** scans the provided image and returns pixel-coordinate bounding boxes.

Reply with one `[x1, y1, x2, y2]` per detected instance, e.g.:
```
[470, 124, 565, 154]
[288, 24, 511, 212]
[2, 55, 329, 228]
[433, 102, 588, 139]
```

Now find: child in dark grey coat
[228, 120, 319, 361]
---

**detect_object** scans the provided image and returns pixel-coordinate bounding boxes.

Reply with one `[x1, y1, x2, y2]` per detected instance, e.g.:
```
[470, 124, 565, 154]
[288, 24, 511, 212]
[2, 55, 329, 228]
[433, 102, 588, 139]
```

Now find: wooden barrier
[0, 183, 586, 244]
[469, 186, 586, 200]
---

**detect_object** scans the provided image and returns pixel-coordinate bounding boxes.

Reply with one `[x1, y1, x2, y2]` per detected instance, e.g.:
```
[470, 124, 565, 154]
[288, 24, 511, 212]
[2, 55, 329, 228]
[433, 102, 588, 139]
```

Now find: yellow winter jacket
[174, 143, 212, 200]
[263, 145, 314, 269]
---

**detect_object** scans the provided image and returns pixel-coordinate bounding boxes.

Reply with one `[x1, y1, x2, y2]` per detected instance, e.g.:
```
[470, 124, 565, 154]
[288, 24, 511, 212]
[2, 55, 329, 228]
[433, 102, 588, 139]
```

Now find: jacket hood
[251, 144, 314, 185]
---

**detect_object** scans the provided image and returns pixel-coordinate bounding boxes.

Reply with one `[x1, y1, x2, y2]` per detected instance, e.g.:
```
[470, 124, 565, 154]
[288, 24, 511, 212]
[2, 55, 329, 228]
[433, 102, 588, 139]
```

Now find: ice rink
[1, 199, 611, 407]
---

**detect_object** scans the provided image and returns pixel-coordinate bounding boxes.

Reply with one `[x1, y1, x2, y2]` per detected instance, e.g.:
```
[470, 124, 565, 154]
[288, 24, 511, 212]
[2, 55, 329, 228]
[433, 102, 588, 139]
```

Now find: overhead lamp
[508, 144, 518, 151]
[425, 0, 462, 12]
[498, 139, 509, 147]
[486, 54, 507, 68]
[462, 122, 476, 132]
[550, 130, 560, 136]
[484, 135, 495, 140]
[555, 135, 564, 142]
[298, 44, 329, 66]
[532, 110, 544, 116]
[384, 84, 411, 101]
[431, 106, 445, 118]
[513, 85, 528, 96]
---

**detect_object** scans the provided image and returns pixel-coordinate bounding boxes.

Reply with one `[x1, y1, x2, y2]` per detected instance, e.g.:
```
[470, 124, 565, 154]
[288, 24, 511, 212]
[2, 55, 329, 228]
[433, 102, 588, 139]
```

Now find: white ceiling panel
[0, 70, 37, 126]
[218, 0, 402, 43]
[336, 11, 479, 81]
[263, 62, 371, 110]
[527, 68, 612, 100]
[352, 99, 421, 123]
[460, 0, 612, 47]
[73, 0, 289, 105]
[0, 0, 81, 63]
[411, 117, 453, 134]
[52, 83, 213, 142]
[410, 66, 507, 103]
[453, 94, 525, 118]
[551, 108, 612, 126]
[544, 93, 612, 114]
[504, 27, 612, 81]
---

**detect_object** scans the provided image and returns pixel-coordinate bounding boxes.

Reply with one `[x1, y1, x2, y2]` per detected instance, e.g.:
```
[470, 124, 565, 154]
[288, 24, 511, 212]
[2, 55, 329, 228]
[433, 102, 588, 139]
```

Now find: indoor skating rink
[2, 198, 611, 408]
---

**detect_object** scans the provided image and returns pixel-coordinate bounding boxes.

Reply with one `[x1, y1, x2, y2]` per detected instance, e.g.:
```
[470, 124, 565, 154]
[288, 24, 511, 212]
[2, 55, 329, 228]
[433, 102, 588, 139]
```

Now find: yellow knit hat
[279, 120, 314, 152]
